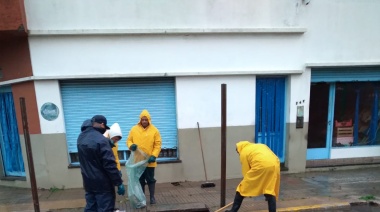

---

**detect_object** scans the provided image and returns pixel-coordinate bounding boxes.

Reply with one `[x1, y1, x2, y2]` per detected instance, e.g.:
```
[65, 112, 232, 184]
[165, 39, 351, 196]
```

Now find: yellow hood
[236, 141, 252, 153]
[139, 109, 152, 125]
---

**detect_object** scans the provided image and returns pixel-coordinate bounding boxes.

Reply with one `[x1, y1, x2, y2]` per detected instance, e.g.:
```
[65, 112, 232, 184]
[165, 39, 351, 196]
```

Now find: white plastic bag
[125, 148, 148, 209]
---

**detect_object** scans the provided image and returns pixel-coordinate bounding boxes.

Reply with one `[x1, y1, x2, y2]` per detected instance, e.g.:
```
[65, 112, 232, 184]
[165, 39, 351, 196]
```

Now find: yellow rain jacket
[127, 110, 162, 168]
[104, 123, 123, 171]
[236, 141, 280, 199]
[112, 143, 120, 171]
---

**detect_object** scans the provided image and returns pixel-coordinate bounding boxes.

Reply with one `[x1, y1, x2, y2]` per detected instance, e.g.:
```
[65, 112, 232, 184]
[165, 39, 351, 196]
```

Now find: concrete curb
[255, 202, 350, 212]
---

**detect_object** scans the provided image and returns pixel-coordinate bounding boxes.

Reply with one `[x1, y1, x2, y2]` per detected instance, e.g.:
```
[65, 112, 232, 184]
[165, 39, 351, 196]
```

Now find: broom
[197, 122, 216, 188]
[214, 202, 233, 212]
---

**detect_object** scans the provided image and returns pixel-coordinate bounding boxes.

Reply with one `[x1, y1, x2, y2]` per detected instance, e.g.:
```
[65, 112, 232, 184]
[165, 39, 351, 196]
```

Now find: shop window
[333, 82, 380, 147]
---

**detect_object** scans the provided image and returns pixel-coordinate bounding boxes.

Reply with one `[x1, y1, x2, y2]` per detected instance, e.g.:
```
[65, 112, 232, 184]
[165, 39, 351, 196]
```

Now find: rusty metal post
[220, 84, 227, 207]
[20, 97, 40, 212]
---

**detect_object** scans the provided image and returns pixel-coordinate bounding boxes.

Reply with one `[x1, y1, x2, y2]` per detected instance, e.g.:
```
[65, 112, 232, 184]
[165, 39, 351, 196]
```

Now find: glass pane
[333, 82, 380, 147]
[308, 83, 330, 148]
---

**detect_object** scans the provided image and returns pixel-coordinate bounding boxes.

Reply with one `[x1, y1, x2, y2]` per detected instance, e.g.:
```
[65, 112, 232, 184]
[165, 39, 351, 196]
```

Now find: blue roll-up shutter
[311, 67, 380, 82]
[60, 78, 177, 153]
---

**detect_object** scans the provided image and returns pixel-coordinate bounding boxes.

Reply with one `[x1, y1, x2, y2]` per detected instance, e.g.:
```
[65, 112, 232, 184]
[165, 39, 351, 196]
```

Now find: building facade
[0, 0, 379, 188]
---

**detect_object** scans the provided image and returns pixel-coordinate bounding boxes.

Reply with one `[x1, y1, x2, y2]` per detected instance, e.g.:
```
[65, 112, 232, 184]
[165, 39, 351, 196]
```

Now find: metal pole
[220, 84, 227, 207]
[20, 97, 40, 212]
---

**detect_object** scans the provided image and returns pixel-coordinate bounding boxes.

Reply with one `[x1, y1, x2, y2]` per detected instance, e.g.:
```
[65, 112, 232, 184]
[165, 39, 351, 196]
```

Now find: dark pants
[139, 167, 156, 186]
[264, 194, 276, 212]
[227, 192, 276, 212]
[84, 191, 116, 212]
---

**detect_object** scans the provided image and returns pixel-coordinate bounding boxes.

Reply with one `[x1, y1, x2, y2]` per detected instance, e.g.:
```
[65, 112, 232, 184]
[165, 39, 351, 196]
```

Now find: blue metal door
[0, 91, 25, 177]
[255, 77, 286, 162]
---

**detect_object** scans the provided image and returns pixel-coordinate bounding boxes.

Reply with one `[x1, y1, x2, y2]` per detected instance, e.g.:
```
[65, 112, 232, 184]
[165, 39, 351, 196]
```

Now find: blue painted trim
[307, 148, 330, 160]
[326, 83, 336, 158]
[307, 83, 335, 160]
[311, 67, 380, 82]
[282, 77, 288, 163]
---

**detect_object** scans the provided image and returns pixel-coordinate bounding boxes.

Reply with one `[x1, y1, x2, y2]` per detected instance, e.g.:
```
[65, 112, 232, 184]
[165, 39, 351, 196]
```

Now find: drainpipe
[221, 84, 227, 207]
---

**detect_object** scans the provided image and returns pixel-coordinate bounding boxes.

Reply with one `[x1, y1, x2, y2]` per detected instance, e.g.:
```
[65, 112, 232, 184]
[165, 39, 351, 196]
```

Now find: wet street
[326, 206, 380, 212]
[1, 167, 380, 211]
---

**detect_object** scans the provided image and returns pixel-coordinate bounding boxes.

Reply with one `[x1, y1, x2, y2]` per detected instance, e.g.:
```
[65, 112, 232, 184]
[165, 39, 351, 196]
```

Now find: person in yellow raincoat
[104, 123, 123, 174]
[226, 141, 280, 212]
[127, 109, 162, 205]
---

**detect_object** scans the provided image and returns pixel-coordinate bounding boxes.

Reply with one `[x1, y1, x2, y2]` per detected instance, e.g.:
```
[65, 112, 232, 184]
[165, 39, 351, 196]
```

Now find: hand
[148, 156, 156, 163]
[119, 171, 122, 177]
[117, 184, 125, 195]
[130, 144, 137, 151]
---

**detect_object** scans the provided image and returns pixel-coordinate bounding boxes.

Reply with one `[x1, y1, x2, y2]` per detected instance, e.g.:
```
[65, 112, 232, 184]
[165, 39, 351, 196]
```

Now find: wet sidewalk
[1, 166, 380, 212]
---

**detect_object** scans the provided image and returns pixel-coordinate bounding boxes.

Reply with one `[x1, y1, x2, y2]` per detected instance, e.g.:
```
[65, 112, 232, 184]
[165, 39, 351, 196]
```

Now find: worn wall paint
[0, 125, 256, 188]
[3, 122, 378, 188]
[286, 122, 308, 173]
[0, 0, 25, 30]
[12, 81, 41, 134]
[0, 33, 32, 82]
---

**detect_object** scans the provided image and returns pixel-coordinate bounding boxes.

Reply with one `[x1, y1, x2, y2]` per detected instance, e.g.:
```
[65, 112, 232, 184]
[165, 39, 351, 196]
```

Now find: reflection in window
[333, 82, 380, 147]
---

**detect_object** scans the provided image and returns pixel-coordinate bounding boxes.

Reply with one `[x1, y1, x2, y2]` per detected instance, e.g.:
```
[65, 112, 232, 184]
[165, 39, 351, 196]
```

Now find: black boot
[225, 192, 244, 212]
[264, 194, 276, 212]
[148, 183, 156, 204]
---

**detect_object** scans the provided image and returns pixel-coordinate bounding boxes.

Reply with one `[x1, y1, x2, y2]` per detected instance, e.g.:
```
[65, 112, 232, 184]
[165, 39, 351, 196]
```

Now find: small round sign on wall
[40, 102, 59, 121]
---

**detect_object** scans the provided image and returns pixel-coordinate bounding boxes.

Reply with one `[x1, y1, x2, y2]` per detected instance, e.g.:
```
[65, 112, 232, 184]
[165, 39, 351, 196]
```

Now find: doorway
[255, 77, 286, 162]
[0, 92, 25, 177]
[307, 83, 334, 159]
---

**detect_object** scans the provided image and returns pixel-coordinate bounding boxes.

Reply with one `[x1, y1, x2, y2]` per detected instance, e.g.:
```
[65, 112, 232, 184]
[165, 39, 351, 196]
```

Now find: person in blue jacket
[78, 115, 125, 211]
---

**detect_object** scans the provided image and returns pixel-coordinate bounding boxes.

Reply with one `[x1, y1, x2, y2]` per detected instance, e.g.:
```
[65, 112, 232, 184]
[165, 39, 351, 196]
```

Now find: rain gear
[77, 124, 122, 193]
[104, 123, 123, 171]
[236, 141, 280, 199]
[127, 110, 162, 168]
[81, 119, 92, 132]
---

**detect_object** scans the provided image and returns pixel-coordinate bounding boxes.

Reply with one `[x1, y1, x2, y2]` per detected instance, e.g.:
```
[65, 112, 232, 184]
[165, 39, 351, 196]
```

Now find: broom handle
[197, 122, 208, 181]
[214, 202, 233, 212]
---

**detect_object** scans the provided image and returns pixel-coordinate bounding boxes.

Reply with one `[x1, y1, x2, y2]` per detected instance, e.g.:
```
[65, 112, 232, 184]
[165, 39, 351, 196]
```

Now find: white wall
[28, 34, 304, 77]
[24, 0, 301, 30]
[34, 80, 66, 133]
[331, 146, 380, 159]
[176, 76, 256, 129]
[25, 0, 380, 78]
[301, 0, 380, 63]
[288, 68, 311, 123]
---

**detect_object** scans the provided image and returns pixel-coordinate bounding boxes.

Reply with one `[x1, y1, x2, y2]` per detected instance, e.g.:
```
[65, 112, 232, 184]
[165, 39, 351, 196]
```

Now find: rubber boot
[148, 183, 156, 204]
[264, 194, 276, 212]
[225, 192, 244, 212]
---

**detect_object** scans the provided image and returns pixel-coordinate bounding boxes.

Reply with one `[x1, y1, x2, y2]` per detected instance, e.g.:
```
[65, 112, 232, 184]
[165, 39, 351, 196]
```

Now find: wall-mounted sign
[40, 102, 59, 121]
